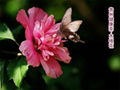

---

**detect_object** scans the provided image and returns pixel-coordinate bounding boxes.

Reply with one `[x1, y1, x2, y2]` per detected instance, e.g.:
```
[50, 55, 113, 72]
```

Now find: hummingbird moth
[60, 8, 85, 43]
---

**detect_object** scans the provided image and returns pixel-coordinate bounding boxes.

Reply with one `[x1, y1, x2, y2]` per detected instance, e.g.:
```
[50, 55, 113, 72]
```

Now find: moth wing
[62, 8, 72, 25]
[66, 20, 82, 32]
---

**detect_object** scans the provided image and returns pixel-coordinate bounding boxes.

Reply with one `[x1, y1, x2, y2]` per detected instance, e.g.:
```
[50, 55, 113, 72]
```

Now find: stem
[12, 39, 19, 46]
[15, 41, 19, 46]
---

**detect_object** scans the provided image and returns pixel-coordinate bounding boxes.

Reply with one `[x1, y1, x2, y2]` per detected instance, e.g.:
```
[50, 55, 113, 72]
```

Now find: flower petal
[25, 26, 33, 41]
[16, 9, 29, 28]
[19, 40, 40, 67]
[28, 7, 48, 29]
[42, 50, 54, 61]
[46, 23, 61, 34]
[44, 15, 55, 32]
[42, 50, 50, 61]
[53, 47, 71, 63]
[33, 21, 41, 39]
[41, 57, 63, 78]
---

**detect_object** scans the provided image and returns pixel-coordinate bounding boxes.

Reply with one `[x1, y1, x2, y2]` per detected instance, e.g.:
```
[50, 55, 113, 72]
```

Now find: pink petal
[33, 21, 41, 39]
[53, 47, 71, 63]
[25, 26, 33, 41]
[42, 50, 54, 61]
[43, 35, 53, 44]
[42, 50, 50, 61]
[16, 9, 29, 28]
[41, 57, 63, 78]
[19, 40, 40, 67]
[28, 7, 48, 29]
[44, 15, 55, 32]
[41, 15, 48, 24]
[45, 50, 54, 56]
[46, 23, 61, 34]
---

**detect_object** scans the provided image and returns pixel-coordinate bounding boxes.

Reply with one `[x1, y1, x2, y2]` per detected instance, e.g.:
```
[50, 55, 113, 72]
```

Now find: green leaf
[0, 60, 5, 88]
[0, 24, 15, 41]
[7, 57, 29, 87]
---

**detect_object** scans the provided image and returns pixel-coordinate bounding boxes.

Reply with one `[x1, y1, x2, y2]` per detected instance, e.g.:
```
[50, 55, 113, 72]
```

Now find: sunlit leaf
[7, 57, 28, 87]
[0, 24, 15, 42]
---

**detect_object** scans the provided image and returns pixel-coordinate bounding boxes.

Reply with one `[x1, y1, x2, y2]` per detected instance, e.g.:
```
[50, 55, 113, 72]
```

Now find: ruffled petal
[16, 9, 29, 28]
[42, 50, 54, 61]
[19, 40, 40, 67]
[46, 23, 61, 34]
[41, 57, 63, 78]
[44, 15, 55, 32]
[53, 47, 71, 63]
[28, 7, 48, 30]
[42, 50, 50, 61]
[33, 21, 41, 39]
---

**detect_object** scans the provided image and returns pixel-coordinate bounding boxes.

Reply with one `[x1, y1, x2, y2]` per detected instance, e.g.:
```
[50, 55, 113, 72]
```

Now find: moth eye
[68, 35, 74, 39]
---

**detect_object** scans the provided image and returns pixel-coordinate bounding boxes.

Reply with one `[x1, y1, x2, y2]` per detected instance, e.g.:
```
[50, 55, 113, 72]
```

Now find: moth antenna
[79, 40, 85, 44]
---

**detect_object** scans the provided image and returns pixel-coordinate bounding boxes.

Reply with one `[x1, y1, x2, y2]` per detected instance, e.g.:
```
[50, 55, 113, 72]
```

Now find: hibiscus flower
[16, 7, 71, 78]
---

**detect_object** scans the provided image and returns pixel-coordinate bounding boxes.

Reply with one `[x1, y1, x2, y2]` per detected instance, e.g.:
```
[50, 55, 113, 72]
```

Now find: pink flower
[16, 7, 71, 78]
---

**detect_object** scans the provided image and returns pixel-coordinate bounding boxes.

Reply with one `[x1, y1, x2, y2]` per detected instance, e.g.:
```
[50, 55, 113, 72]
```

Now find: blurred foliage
[108, 55, 120, 71]
[0, 60, 5, 88]
[5, 0, 26, 17]
[0, 0, 120, 90]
